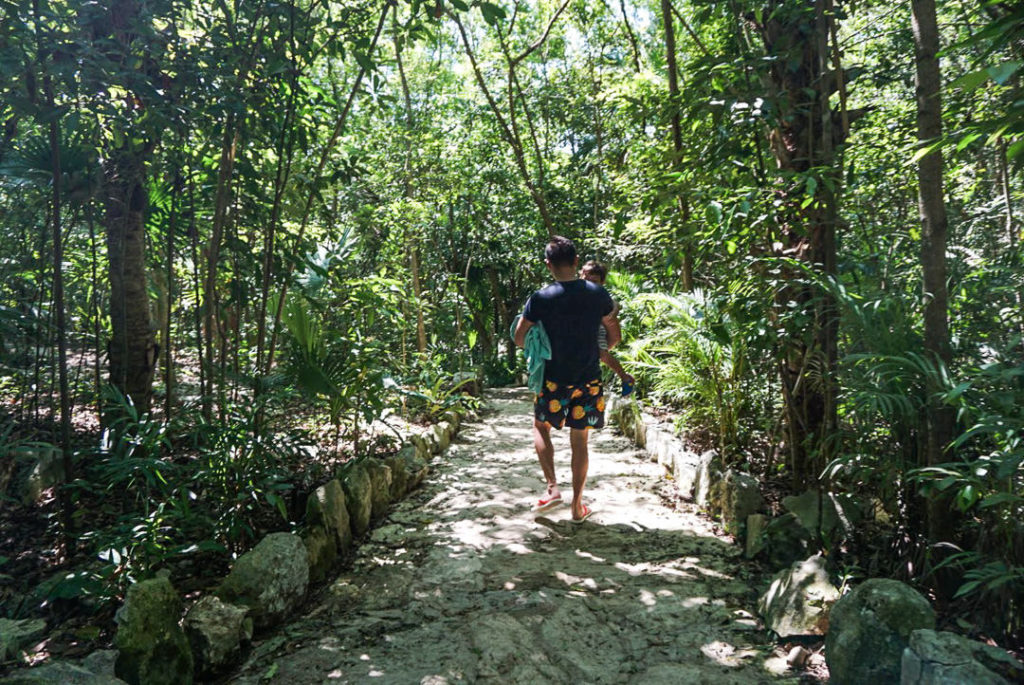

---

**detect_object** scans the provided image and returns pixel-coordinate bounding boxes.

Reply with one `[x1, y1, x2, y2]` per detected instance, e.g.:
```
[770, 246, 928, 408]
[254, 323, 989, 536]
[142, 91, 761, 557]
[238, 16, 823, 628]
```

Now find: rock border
[79, 408, 472, 683]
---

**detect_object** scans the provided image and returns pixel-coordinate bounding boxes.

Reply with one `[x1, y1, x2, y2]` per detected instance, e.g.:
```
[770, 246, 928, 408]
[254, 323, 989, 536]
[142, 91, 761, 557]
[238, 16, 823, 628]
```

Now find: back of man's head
[545, 236, 577, 267]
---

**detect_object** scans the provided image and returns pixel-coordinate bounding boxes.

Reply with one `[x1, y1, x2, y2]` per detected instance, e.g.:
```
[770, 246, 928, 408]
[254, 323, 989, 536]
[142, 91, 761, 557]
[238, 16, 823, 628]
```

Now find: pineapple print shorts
[534, 378, 605, 430]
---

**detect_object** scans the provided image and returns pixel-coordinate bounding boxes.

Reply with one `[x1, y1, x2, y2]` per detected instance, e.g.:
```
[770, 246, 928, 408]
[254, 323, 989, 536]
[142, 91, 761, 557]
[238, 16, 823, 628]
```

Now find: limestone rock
[758, 555, 840, 637]
[216, 532, 309, 630]
[0, 617, 46, 660]
[825, 578, 935, 684]
[341, 463, 372, 537]
[384, 454, 408, 500]
[762, 513, 812, 567]
[114, 576, 193, 685]
[399, 444, 429, 490]
[718, 470, 764, 535]
[432, 422, 450, 452]
[364, 459, 393, 521]
[745, 513, 768, 559]
[694, 450, 722, 508]
[672, 448, 702, 499]
[409, 433, 430, 461]
[302, 525, 337, 583]
[306, 479, 352, 551]
[2, 660, 126, 684]
[183, 595, 252, 678]
[901, 629, 1023, 685]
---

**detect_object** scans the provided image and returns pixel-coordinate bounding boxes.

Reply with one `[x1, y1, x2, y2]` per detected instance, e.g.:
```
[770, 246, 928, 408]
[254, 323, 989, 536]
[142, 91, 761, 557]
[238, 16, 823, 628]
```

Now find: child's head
[580, 260, 607, 285]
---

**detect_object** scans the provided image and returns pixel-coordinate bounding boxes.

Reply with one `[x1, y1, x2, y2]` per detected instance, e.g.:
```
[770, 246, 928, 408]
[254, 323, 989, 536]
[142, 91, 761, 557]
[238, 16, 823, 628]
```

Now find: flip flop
[570, 504, 593, 524]
[533, 490, 563, 512]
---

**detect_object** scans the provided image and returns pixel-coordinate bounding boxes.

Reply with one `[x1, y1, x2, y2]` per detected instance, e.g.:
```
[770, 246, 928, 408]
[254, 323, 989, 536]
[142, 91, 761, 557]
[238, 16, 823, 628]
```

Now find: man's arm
[513, 316, 534, 348]
[602, 310, 622, 349]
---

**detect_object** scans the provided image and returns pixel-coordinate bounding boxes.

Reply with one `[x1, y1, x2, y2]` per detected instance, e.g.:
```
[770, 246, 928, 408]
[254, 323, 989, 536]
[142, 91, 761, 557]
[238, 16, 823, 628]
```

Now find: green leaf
[479, 2, 506, 25]
[450, 0, 469, 11]
[950, 69, 989, 91]
[987, 61, 1022, 86]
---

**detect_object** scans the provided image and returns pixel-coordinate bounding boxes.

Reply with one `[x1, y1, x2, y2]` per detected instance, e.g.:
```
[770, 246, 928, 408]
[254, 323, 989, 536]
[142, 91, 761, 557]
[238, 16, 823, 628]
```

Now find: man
[513, 236, 621, 523]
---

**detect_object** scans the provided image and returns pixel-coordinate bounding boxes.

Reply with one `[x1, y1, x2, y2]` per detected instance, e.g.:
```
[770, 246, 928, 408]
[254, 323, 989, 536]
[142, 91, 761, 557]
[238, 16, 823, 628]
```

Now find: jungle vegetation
[0, 0, 1021, 655]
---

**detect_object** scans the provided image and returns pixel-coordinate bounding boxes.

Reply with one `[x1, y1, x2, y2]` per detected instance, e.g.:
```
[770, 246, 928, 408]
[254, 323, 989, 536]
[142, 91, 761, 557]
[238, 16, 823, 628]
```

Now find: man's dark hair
[580, 260, 607, 283]
[544, 235, 577, 266]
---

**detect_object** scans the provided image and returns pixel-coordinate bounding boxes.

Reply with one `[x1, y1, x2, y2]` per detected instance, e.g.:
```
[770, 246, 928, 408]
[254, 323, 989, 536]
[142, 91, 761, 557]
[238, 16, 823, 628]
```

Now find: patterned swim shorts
[534, 378, 605, 430]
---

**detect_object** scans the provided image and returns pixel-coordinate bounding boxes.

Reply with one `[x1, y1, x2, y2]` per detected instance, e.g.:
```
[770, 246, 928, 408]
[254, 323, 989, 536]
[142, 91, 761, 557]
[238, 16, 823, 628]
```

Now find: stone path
[232, 388, 787, 684]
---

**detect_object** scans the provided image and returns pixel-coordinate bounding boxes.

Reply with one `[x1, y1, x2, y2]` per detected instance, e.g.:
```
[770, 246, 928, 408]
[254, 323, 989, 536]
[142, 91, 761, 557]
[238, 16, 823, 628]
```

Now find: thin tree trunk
[911, 0, 955, 542]
[660, 0, 693, 290]
[39, 19, 74, 544]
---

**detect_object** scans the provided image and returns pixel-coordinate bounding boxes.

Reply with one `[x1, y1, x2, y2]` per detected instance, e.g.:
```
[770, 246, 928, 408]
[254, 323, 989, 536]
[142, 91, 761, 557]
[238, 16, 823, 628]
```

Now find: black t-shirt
[523, 279, 614, 385]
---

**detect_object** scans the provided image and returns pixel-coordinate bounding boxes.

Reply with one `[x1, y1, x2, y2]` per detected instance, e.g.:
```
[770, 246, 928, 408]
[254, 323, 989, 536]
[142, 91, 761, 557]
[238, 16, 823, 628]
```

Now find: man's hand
[513, 316, 534, 348]
[602, 310, 622, 349]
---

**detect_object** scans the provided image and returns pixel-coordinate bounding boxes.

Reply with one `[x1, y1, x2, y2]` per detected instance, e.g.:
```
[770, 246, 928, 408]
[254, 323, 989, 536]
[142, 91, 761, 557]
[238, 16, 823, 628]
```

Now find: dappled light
[229, 389, 779, 683]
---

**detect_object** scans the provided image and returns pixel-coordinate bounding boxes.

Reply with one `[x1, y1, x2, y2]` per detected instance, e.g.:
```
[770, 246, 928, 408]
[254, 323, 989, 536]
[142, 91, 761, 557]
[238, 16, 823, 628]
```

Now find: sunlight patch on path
[231, 388, 788, 684]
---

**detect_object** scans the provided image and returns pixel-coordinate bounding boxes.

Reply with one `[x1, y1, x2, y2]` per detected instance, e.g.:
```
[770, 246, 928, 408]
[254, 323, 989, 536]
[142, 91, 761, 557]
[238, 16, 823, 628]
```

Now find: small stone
[787, 645, 810, 669]
[745, 514, 768, 559]
[718, 470, 764, 535]
[183, 595, 252, 678]
[694, 450, 721, 508]
[384, 454, 409, 500]
[341, 463, 372, 537]
[306, 479, 352, 552]
[302, 525, 337, 583]
[364, 460, 393, 521]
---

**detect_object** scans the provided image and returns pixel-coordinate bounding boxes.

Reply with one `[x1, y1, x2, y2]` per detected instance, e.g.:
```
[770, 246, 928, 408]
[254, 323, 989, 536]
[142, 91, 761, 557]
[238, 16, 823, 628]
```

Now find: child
[580, 261, 634, 396]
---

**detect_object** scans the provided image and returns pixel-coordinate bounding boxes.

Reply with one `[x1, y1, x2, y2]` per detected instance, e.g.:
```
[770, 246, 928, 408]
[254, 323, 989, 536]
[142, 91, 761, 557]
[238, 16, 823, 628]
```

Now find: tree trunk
[759, 0, 845, 488]
[911, 0, 955, 542]
[661, 0, 693, 290]
[105, 148, 156, 414]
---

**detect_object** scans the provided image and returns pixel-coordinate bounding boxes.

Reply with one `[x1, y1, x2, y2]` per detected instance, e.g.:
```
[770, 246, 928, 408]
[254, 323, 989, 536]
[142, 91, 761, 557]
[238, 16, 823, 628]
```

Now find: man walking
[513, 236, 621, 522]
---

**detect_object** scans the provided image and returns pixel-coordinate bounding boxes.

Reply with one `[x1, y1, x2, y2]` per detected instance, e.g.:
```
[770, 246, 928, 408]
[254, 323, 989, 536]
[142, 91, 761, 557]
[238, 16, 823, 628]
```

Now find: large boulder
[183, 595, 252, 678]
[745, 513, 769, 559]
[364, 459, 393, 521]
[825, 578, 935, 684]
[341, 463, 372, 537]
[216, 532, 309, 630]
[718, 469, 764, 535]
[0, 617, 46, 661]
[114, 576, 193, 685]
[901, 629, 1023, 685]
[758, 555, 840, 637]
[306, 479, 352, 552]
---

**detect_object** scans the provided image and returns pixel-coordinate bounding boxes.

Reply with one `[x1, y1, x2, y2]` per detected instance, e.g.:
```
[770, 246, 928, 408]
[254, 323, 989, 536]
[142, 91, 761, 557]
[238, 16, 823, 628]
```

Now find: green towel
[511, 314, 551, 395]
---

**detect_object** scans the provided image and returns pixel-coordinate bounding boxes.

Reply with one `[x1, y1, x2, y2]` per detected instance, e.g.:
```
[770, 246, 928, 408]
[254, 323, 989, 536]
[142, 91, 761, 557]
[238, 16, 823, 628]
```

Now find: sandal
[533, 488, 563, 512]
[571, 504, 593, 524]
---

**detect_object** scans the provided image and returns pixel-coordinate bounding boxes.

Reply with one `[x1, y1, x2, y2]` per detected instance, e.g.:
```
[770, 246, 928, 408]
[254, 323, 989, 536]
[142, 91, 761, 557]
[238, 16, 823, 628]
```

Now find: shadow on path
[232, 388, 784, 684]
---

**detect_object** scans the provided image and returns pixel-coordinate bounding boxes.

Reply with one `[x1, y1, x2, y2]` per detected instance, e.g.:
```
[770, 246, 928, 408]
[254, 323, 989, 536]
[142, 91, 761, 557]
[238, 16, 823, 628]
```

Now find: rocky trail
[231, 388, 789, 684]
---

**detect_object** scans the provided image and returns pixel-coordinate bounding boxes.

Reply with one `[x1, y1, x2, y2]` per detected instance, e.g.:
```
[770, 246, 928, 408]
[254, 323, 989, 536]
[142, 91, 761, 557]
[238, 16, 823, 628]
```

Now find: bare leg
[533, 419, 558, 489]
[599, 349, 634, 384]
[569, 427, 590, 519]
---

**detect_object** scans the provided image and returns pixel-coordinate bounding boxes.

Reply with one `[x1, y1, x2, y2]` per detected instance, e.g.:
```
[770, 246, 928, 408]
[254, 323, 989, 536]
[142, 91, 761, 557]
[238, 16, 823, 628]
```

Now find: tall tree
[95, 0, 162, 414]
[911, 0, 954, 540]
